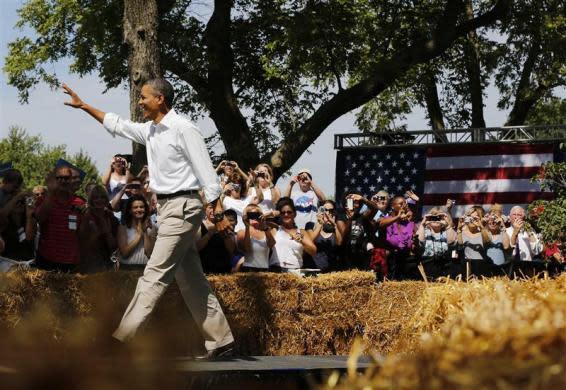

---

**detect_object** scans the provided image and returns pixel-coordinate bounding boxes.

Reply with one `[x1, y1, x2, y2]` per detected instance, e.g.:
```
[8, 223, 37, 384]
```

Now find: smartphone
[346, 198, 354, 210]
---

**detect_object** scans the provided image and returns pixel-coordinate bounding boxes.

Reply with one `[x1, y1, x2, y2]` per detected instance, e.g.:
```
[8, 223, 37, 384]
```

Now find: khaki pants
[113, 194, 234, 351]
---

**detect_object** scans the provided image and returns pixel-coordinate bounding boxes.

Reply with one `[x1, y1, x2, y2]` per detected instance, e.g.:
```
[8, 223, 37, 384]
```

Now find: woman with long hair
[247, 163, 280, 212]
[237, 204, 276, 271]
[307, 199, 342, 272]
[222, 172, 250, 231]
[78, 185, 118, 273]
[116, 194, 157, 270]
[269, 197, 316, 273]
[101, 154, 133, 198]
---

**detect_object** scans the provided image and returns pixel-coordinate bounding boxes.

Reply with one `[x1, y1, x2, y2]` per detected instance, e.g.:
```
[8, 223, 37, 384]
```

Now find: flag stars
[356, 186, 362, 192]
[386, 153, 391, 159]
[369, 185, 376, 192]
[413, 152, 419, 159]
[376, 176, 383, 183]
[398, 168, 404, 175]
[392, 161, 398, 167]
[404, 176, 410, 182]
[384, 169, 390, 175]
[391, 177, 397, 183]
[350, 178, 356, 184]
[357, 170, 363, 176]
[370, 169, 377, 175]
[352, 162, 357, 168]
[411, 184, 417, 190]
[359, 155, 365, 160]
[383, 185, 389, 191]
[372, 154, 378, 160]
[377, 161, 384, 167]
[400, 152, 405, 159]
[405, 161, 411, 166]
[411, 168, 417, 174]
[345, 170, 350, 176]
[364, 162, 370, 168]
[346, 155, 351, 160]
[344, 187, 349, 192]
[396, 185, 403, 191]
[363, 178, 369, 184]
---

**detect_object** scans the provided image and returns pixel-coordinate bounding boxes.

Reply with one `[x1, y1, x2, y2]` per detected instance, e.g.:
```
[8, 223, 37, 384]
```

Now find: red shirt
[35, 195, 86, 264]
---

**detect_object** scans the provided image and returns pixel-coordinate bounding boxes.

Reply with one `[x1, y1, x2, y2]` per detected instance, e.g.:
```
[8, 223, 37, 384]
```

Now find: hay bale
[0, 270, 423, 358]
[324, 276, 566, 389]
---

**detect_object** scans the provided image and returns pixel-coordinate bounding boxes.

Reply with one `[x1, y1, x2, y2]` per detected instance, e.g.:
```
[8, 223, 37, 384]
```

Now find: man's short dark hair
[1, 169, 23, 186]
[144, 78, 174, 108]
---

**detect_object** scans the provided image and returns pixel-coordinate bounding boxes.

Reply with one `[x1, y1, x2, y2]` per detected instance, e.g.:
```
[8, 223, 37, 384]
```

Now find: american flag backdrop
[335, 142, 564, 216]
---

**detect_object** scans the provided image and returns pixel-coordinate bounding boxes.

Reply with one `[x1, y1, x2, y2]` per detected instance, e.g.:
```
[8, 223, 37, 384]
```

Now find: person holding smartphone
[237, 204, 276, 271]
[110, 177, 144, 222]
[247, 163, 280, 213]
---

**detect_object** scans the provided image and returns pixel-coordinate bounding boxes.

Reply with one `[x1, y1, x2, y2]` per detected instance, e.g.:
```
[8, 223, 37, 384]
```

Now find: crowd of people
[0, 156, 564, 280]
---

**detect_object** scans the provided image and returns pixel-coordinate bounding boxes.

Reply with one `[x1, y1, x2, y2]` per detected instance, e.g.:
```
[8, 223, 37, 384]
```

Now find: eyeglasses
[56, 176, 72, 182]
[325, 208, 336, 214]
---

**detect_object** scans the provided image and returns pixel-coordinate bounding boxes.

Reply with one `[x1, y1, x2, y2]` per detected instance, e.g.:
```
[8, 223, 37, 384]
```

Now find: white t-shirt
[269, 227, 304, 269]
[249, 187, 274, 213]
[222, 196, 251, 231]
[291, 189, 318, 229]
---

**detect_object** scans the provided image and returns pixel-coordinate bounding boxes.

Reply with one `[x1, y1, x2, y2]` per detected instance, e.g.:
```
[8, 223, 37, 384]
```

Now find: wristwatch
[213, 212, 225, 223]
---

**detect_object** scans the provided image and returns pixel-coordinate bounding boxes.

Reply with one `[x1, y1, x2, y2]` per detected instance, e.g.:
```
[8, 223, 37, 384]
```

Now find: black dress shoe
[194, 342, 235, 360]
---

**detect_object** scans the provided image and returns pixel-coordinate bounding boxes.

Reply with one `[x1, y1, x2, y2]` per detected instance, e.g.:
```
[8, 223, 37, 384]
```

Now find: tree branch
[269, 0, 511, 178]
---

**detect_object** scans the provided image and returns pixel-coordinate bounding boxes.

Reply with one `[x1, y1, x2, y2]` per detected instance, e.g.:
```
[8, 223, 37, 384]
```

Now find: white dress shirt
[103, 109, 221, 203]
[506, 226, 543, 261]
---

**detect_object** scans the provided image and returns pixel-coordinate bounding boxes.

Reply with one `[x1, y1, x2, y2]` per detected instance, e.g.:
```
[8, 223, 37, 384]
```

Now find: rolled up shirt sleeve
[179, 125, 222, 203]
[103, 113, 147, 145]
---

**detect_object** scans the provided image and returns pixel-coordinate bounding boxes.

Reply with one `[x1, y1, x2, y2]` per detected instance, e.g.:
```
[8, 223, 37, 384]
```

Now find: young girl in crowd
[237, 204, 276, 271]
[116, 194, 157, 270]
[269, 197, 317, 273]
[78, 185, 118, 273]
[247, 164, 280, 213]
[307, 200, 342, 272]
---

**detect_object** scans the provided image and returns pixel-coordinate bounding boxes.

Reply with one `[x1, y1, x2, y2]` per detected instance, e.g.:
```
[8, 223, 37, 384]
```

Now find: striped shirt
[35, 195, 85, 264]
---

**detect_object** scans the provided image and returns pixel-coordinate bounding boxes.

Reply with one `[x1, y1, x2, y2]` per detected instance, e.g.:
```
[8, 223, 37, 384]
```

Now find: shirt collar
[154, 108, 176, 128]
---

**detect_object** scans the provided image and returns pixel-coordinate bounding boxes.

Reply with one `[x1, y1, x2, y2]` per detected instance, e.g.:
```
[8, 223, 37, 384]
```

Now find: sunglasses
[280, 210, 294, 215]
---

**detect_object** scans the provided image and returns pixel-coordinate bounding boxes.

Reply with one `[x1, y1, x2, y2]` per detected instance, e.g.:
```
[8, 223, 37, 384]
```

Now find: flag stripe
[424, 166, 541, 181]
[424, 179, 545, 194]
[425, 143, 554, 157]
[423, 204, 523, 216]
[422, 191, 554, 205]
[426, 153, 553, 170]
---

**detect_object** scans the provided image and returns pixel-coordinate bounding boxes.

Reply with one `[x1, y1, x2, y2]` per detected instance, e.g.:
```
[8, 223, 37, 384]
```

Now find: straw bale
[324, 275, 566, 389]
[0, 269, 423, 358]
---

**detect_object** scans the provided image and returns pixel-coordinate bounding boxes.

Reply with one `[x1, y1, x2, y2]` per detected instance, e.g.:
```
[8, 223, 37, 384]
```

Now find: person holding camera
[284, 168, 326, 229]
[102, 154, 133, 198]
[269, 197, 317, 273]
[34, 166, 86, 272]
[110, 177, 144, 221]
[117, 194, 157, 271]
[0, 170, 36, 262]
[197, 202, 237, 274]
[306, 200, 342, 272]
[483, 211, 510, 268]
[247, 163, 280, 213]
[216, 160, 248, 189]
[456, 207, 492, 276]
[381, 196, 416, 280]
[416, 207, 456, 279]
[222, 172, 251, 232]
[506, 206, 542, 261]
[337, 192, 379, 271]
[237, 204, 276, 271]
[78, 185, 119, 273]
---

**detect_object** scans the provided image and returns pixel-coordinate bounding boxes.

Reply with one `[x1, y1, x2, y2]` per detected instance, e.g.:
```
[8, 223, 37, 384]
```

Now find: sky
[0, 0, 536, 197]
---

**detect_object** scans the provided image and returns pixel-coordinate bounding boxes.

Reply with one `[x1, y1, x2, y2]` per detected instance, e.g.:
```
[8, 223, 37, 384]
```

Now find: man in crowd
[0, 169, 24, 209]
[34, 166, 86, 271]
[62, 78, 234, 358]
[506, 205, 542, 261]
[284, 168, 326, 229]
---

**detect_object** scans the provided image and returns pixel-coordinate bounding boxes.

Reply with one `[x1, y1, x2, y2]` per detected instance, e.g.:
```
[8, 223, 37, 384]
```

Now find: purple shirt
[386, 221, 415, 250]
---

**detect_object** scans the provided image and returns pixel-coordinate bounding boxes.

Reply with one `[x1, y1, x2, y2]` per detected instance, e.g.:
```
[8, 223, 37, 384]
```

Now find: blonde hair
[252, 163, 274, 203]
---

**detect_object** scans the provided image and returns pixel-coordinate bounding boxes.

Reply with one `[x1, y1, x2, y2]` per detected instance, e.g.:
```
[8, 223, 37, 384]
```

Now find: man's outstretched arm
[63, 83, 147, 145]
[63, 83, 106, 123]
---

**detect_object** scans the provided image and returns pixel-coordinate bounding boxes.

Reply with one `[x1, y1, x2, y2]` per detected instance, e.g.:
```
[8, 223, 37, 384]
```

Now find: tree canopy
[4, 0, 527, 178]
[0, 127, 99, 197]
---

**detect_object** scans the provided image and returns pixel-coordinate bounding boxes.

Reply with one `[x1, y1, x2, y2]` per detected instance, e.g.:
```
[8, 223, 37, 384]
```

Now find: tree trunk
[463, 0, 486, 141]
[422, 69, 448, 143]
[205, 0, 260, 171]
[505, 37, 542, 126]
[123, 0, 162, 174]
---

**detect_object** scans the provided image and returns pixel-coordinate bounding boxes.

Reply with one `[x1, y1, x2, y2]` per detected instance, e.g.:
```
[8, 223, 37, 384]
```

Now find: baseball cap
[297, 168, 311, 177]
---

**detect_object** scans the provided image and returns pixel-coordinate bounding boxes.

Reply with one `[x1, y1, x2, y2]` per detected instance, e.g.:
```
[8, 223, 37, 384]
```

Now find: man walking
[62, 79, 234, 357]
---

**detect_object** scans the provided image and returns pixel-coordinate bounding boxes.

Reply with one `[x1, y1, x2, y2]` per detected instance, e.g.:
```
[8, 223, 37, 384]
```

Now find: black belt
[156, 189, 199, 200]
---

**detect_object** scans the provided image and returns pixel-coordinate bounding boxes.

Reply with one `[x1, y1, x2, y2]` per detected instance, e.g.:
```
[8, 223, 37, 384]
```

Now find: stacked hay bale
[324, 275, 566, 389]
[0, 269, 425, 357]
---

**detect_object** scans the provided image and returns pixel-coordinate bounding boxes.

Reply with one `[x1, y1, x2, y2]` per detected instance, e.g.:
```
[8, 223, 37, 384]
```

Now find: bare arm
[310, 182, 326, 202]
[143, 225, 157, 258]
[300, 229, 317, 257]
[283, 176, 297, 197]
[117, 225, 143, 258]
